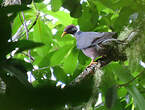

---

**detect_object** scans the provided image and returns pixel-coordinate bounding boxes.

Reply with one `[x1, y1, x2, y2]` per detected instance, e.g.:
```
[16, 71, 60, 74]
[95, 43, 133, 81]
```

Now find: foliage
[0, 0, 145, 110]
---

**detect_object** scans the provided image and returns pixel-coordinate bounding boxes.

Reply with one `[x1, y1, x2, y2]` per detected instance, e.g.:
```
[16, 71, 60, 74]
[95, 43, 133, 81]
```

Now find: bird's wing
[76, 32, 116, 49]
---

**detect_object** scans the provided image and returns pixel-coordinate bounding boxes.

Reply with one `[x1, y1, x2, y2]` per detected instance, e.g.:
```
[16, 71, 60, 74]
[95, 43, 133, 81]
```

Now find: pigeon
[61, 25, 125, 66]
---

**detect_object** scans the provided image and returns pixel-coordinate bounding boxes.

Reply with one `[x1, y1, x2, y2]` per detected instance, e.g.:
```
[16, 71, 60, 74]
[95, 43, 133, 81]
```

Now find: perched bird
[61, 25, 125, 66]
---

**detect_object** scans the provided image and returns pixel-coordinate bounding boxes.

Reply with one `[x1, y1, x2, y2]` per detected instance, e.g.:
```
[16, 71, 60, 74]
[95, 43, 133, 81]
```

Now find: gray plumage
[74, 31, 117, 60]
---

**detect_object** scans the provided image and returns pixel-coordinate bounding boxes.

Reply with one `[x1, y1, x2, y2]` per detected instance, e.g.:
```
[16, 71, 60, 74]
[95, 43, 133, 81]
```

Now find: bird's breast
[82, 47, 103, 60]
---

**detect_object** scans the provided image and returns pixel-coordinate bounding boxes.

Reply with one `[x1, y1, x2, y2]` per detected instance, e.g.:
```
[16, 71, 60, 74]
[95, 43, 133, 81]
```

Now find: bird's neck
[73, 31, 81, 37]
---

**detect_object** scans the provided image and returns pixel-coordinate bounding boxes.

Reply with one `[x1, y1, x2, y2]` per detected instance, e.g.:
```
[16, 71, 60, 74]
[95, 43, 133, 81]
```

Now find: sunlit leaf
[51, 0, 62, 12]
[50, 45, 73, 66]
[63, 47, 79, 74]
[33, 19, 52, 57]
[42, 10, 76, 25]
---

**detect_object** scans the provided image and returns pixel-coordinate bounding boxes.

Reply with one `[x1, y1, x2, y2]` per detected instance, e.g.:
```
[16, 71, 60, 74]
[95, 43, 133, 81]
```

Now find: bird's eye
[71, 27, 77, 31]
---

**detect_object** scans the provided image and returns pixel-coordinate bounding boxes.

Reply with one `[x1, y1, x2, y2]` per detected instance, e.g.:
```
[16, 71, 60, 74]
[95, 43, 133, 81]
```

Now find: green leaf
[108, 63, 132, 82]
[38, 51, 56, 67]
[3, 40, 43, 56]
[78, 3, 98, 31]
[0, 9, 11, 48]
[113, 7, 134, 32]
[33, 19, 52, 57]
[1, 5, 30, 13]
[50, 45, 72, 66]
[36, 2, 48, 10]
[51, 0, 62, 12]
[12, 14, 23, 36]
[7, 58, 33, 71]
[16, 40, 44, 53]
[105, 86, 117, 109]
[99, 15, 111, 27]
[94, 0, 108, 12]
[102, 65, 116, 93]
[114, 0, 137, 10]
[42, 11, 76, 25]
[62, 0, 82, 18]
[63, 48, 79, 74]
[117, 87, 127, 98]
[53, 66, 66, 82]
[97, 0, 114, 9]
[0, 0, 2, 4]
[78, 51, 90, 65]
[34, 0, 43, 3]
[139, 71, 145, 88]
[2, 62, 31, 87]
[32, 67, 51, 81]
[127, 86, 145, 110]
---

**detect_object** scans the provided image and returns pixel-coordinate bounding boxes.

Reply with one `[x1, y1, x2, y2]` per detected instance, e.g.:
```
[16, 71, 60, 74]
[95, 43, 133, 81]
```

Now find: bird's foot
[87, 61, 98, 68]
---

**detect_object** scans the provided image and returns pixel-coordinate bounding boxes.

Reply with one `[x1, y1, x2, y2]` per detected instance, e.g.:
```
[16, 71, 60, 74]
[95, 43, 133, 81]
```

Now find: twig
[95, 102, 104, 108]
[32, 0, 38, 11]
[22, 52, 34, 62]
[21, 12, 32, 63]
[19, 13, 24, 25]
[28, 13, 40, 31]
[118, 70, 145, 88]
[33, 66, 49, 71]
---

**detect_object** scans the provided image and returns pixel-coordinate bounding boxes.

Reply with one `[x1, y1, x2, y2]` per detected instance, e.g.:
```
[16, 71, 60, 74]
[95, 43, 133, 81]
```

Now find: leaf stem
[118, 70, 145, 88]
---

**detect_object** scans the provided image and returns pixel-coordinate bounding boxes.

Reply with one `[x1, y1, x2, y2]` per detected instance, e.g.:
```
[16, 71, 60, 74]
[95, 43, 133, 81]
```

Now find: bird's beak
[61, 32, 67, 38]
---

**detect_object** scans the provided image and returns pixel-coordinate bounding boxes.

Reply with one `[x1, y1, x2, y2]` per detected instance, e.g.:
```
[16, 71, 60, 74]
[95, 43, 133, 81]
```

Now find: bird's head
[61, 25, 78, 37]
